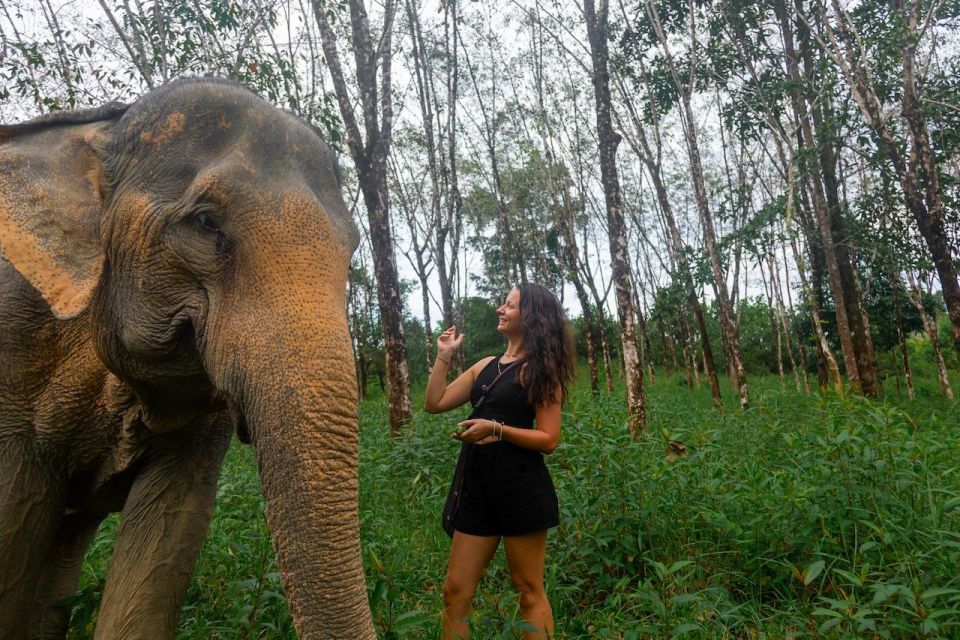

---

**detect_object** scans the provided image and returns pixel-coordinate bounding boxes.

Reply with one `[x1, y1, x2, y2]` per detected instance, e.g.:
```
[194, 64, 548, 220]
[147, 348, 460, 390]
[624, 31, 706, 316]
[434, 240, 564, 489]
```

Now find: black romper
[453, 357, 560, 537]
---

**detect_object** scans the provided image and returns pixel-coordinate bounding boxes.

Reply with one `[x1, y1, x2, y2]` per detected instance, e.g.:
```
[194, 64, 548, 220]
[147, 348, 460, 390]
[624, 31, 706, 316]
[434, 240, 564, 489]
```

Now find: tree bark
[647, 0, 748, 408]
[907, 272, 954, 401]
[314, 0, 412, 434]
[818, 0, 960, 369]
[584, 0, 646, 435]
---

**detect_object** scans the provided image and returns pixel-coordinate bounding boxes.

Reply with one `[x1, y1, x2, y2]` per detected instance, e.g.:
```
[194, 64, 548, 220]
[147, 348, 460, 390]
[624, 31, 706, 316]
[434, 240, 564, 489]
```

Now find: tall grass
[68, 371, 960, 639]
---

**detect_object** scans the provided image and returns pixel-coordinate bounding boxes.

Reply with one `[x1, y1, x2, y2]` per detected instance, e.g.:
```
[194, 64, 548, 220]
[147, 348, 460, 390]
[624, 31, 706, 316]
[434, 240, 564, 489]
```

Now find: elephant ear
[0, 103, 127, 319]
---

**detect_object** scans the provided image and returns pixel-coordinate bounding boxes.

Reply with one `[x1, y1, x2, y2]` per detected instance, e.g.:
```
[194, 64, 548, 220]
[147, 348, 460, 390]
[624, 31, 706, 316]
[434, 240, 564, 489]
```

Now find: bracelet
[494, 420, 503, 441]
[437, 355, 451, 365]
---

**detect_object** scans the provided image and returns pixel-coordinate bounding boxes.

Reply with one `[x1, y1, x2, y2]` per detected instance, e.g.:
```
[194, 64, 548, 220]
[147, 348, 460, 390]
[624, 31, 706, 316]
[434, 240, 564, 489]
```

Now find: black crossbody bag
[442, 359, 522, 538]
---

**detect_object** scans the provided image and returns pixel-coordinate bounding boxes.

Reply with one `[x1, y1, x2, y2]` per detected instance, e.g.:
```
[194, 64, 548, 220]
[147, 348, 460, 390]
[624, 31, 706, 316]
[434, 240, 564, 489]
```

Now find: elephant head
[0, 78, 374, 638]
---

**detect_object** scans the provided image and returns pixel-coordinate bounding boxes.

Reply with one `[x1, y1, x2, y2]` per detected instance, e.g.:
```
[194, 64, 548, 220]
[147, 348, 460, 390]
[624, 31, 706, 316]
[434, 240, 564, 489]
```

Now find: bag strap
[470, 358, 522, 417]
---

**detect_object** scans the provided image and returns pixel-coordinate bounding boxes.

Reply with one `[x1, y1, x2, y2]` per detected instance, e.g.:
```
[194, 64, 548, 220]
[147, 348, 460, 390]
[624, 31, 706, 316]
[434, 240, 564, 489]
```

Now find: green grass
[67, 369, 960, 639]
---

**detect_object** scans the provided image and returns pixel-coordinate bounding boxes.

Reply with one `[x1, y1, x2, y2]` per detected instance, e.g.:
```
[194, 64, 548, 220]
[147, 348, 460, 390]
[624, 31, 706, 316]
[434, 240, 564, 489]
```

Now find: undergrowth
[67, 372, 960, 639]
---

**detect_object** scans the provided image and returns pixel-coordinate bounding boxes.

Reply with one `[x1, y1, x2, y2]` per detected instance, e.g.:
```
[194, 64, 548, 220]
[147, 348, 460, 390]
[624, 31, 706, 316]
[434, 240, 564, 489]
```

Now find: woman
[425, 283, 574, 640]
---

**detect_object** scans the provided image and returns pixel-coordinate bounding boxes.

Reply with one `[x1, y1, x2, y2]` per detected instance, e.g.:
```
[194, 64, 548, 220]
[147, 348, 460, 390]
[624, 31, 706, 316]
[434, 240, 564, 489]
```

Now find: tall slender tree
[583, 0, 646, 436]
[644, 0, 750, 408]
[314, 0, 412, 434]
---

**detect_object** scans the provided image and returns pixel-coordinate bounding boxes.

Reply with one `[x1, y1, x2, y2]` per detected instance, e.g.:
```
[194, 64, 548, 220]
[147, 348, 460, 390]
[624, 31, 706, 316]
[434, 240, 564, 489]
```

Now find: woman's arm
[424, 356, 491, 414]
[424, 326, 495, 413]
[455, 397, 561, 454]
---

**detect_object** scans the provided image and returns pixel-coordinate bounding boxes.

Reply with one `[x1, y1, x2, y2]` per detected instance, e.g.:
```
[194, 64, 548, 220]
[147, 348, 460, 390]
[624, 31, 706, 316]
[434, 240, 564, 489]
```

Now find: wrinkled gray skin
[0, 78, 375, 639]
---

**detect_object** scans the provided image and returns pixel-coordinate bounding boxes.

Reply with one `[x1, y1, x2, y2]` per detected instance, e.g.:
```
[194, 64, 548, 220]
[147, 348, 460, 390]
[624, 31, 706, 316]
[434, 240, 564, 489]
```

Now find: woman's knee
[443, 576, 477, 606]
[510, 574, 546, 605]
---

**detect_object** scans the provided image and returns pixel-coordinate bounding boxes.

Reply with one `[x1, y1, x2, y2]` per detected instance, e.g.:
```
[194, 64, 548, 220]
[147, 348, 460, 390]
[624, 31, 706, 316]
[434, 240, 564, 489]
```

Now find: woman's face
[496, 288, 522, 337]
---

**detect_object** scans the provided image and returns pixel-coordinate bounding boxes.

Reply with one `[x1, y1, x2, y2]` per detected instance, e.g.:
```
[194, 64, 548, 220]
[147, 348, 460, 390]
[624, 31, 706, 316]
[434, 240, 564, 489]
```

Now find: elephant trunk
[250, 373, 373, 638]
[222, 300, 374, 639]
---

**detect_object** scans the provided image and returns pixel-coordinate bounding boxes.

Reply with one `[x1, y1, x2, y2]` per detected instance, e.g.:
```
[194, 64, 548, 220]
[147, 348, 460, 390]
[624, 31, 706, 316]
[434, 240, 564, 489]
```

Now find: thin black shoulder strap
[472, 359, 521, 413]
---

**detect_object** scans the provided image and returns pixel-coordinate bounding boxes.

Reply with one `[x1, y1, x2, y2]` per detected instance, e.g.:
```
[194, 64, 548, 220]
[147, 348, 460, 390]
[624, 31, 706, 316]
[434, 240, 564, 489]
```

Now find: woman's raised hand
[437, 326, 464, 359]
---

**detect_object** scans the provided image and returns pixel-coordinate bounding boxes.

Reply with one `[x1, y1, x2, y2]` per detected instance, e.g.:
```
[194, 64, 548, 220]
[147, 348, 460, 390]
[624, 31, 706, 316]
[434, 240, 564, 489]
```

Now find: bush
[69, 375, 960, 638]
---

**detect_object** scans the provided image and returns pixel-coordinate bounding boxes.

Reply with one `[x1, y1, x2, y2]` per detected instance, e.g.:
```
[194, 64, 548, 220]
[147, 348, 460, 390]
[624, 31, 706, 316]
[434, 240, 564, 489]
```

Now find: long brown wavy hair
[515, 283, 575, 407]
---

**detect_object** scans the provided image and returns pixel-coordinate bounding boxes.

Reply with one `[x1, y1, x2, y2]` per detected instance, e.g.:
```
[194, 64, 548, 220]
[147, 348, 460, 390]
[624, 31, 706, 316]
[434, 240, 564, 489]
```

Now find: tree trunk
[440, 0, 461, 329]
[633, 286, 656, 384]
[314, 0, 412, 434]
[779, 239, 810, 395]
[615, 69, 721, 405]
[419, 272, 433, 372]
[584, 0, 646, 435]
[775, 0, 861, 393]
[820, 0, 960, 369]
[405, 0, 445, 337]
[801, 23, 880, 396]
[889, 267, 915, 400]
[784, 163, 844, 392]
[554, 182, 601, 396]
[907, 272, 953, 401]
[762, 257, 786, 389]
[583, 252, 616, 393]
[646, 0, 747, 408]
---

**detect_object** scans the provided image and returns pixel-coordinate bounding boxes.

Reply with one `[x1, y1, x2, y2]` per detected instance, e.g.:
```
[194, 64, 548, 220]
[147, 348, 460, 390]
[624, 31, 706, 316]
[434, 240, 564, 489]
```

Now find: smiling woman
[424, 282, 574, 640]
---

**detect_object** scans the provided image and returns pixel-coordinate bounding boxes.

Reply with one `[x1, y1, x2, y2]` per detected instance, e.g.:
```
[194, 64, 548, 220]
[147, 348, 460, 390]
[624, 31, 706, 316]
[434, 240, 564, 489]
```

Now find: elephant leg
[34, 511, 104, 640]
[93, 417, 232, 640]
[0, 438, 65, 640]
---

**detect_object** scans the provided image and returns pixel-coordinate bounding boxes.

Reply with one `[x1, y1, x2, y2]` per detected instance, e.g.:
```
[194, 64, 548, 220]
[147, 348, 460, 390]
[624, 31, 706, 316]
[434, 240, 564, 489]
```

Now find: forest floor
[69, 369, 960, 639]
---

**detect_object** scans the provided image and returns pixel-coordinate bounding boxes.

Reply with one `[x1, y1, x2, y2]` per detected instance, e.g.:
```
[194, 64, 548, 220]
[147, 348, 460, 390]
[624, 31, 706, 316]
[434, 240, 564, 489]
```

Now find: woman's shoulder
[472, 355, 497, 372]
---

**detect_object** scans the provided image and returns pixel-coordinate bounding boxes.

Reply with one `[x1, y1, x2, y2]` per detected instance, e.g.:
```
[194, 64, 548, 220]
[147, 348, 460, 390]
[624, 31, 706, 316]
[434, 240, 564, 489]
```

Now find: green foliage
[461, 149, 569, 297]
[457, 296, 505, 362]
[65, 371, 960, 638]
[795, 268, 935, 359]
[2, 0, 342, 144]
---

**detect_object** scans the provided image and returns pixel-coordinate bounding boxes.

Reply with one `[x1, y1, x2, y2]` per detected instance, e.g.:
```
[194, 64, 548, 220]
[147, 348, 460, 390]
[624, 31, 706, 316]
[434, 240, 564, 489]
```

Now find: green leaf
[667, 560, 694, 574]
[804, 560, 826, 585]
[832, 568, 864, 587]
[920, 587, 960, 602]
[818, 617, 845, 634]
[392, 610, 431, 631]
[671, 622, 700, 636]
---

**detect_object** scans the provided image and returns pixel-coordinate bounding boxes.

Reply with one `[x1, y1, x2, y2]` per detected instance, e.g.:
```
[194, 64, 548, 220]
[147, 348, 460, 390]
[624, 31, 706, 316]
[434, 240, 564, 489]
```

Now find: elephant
[0, 78, 376, 639]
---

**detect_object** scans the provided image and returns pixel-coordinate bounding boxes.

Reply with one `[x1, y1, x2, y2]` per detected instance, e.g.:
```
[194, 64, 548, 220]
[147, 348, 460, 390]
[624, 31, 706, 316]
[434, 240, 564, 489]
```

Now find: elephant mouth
[126, 375, 224, 433]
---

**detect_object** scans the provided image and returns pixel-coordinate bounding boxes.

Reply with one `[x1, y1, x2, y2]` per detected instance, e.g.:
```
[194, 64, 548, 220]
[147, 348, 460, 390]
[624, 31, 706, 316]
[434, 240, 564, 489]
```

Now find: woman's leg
[503, 530, 553, 639]
[443, 531, 500, 640]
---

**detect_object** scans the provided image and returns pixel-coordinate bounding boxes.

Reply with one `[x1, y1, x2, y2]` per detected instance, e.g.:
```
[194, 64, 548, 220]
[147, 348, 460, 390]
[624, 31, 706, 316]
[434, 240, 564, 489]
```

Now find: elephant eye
[195, 211, 221, 234]
[188, 208, 232, 255]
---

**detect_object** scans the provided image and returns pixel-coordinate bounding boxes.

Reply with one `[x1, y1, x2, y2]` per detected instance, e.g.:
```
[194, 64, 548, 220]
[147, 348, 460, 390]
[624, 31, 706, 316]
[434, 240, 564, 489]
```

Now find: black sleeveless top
[469, 356, 535, 427]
